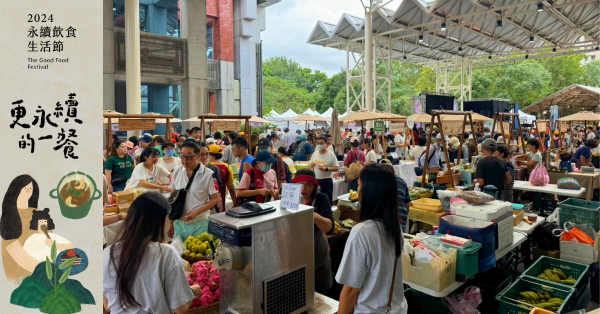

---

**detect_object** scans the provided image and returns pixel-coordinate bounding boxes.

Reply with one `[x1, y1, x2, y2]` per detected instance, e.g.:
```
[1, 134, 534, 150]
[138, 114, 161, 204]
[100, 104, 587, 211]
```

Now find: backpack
[345, 150, 363, 181]
[283, 162, 292, 184]
[293, 143, 307, 161]
[215, 164, 231, 210]
[215, 140, 227, 152]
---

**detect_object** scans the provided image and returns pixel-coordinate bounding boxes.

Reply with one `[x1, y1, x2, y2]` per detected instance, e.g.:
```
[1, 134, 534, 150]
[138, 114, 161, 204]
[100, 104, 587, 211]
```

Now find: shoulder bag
[168, 164, 201, 220]
[110, 156, 129, 187]
[386, 256, 399, 313]
[345, 150, 363, 182]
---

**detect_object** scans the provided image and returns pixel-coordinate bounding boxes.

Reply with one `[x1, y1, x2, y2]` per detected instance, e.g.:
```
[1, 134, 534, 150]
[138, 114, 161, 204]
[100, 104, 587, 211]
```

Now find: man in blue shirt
[232, 136, 255, 180]
[293, 135, 314, 161]
[570, 139, 597, 167]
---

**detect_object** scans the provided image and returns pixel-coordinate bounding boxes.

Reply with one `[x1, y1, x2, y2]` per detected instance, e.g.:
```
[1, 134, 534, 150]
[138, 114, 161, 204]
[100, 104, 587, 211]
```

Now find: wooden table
[547, 171, 599, 200]
[326, 229, 348, 246]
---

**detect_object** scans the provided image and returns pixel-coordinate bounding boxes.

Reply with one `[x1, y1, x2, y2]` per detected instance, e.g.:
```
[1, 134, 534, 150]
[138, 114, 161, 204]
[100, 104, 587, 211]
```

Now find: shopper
[283, 128, 296, 153]
[232, 136, 255, 180]
[158, 142, 182, 185]
[495, 145, 514, 202]
[447, 137, 461, 163]
[336, 163, 405, 314]
[133, 134, 154, 162]
[271, 133, 284, 153]
[254, 138, 271, 157]
[418, 137, 440, 177]
[516, 138, 542, 172]
[362, 138, 377, 165]
[292, 136, 314, 162]
[125, 147, 172, 192]
[394, 132, 408, 157]
[174, 135, 186, 156]
[105, 140, 135, 193]
[570, 139, 597, 167]
[213, 132, 226, 151]
[167, 141, 219, 241]
[409, 136, 427, 162]
[586, 126, 596, 141]
[104, 193, 200, 314]
[291, 169, 334, 293]
[222, 131, 240, 165]
[309, 137, 339, 202]
[208, 145, 237, 209]
[344, 137, 365, 192]
[474, 139, 511, 199]
[190, 127, 202, 140]
[380, 159, 411, 233]
[199, 143, 223, 212]
[278, 147, 295, 170]
[236, 151, 279, 204]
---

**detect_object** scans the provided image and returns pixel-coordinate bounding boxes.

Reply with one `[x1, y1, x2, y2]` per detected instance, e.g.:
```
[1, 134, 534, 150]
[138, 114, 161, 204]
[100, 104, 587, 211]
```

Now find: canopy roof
[408, 112, 433, 123]
[308, 0, 599, 67]
[285, 114, 331, 122]
[523, 84, 600, 116]
[557, 111, 600, 122]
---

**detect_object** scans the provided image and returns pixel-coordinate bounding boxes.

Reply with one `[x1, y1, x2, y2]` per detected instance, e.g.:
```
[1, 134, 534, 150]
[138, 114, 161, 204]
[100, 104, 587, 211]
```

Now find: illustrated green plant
[45, 241, 76, 296]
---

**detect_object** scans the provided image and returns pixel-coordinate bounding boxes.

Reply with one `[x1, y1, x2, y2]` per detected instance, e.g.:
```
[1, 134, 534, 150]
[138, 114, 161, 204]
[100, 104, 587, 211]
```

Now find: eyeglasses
[180, 154, 197, 160]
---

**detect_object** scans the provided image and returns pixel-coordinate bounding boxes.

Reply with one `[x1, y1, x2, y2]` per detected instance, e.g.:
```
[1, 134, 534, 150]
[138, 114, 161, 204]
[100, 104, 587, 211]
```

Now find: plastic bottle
[474, 183, 480, 192]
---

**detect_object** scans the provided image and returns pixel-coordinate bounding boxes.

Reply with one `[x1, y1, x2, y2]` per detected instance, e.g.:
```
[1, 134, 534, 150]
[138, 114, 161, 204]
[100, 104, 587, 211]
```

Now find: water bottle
[474, 183, 480, 192]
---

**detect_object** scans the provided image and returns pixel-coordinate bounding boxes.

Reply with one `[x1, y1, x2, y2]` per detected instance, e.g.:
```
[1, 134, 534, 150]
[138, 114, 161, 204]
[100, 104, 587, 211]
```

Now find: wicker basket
[411, 198, 443, 212]
[186, 302, 219, 314]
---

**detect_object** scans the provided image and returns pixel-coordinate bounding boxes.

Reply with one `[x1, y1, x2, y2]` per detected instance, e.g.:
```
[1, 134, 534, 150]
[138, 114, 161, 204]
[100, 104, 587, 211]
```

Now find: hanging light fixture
[497, 19, 503, 27]
[537, 3, 543, 11]
[530, 36, 534, 42]
[552, 47, 557, 53]
[418, 34, 424, 42]
[458, 46, 463, 52]
[488, 55, 492, 60]
[596, 46, 599, 51]
[525, 54, 529, 59]
[441, 22, 447, 31]
[403, 55, 407, 60]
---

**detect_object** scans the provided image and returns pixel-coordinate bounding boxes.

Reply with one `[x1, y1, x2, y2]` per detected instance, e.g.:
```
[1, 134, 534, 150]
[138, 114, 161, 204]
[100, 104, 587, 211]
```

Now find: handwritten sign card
[280, 183, 302, 211]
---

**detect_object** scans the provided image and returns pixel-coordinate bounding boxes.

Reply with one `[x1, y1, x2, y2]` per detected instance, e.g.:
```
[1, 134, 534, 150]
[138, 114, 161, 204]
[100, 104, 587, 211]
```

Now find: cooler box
[437, 235, 482, 282]
[451, 200, 514, 252]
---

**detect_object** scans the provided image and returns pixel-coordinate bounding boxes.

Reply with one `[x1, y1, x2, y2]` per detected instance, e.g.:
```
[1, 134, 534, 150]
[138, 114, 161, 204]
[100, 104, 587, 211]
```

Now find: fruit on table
[516, 290, 563, 312]
[537, 268, 577, 285]
[333, 221, 342, 234]
[341, 219, 356, 229]
[349, 190, 358, 201]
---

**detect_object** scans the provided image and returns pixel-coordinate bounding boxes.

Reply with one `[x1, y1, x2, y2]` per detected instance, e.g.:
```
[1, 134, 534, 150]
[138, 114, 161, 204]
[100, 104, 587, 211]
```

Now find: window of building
[207, 26, 213, 59]
[113, 1, 180, 38]
[592, 55, 596, 61]
[585, 56, 589, 61]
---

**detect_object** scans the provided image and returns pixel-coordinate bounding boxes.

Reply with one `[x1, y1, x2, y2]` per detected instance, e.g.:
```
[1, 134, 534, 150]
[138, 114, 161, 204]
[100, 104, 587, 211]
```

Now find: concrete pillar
[103, 0, 115, 112]
[181, 0, 208, 132]
[125, 0, 142, 137]
[147, 85, 170, 134]
[234, 0, 258, 116]
[146, 4, 168, 36]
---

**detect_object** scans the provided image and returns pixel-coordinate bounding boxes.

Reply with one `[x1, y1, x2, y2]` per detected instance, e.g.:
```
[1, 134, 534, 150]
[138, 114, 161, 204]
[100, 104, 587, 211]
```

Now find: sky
[261, 0, 366, 77]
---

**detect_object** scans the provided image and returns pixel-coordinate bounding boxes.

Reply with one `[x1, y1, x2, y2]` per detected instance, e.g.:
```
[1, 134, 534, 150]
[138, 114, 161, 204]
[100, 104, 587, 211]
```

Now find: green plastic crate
[497, 277, 575, 314]
[437, 236, 482, 282]
[558, 198, 600, 231]
[522, 256, 589, 299]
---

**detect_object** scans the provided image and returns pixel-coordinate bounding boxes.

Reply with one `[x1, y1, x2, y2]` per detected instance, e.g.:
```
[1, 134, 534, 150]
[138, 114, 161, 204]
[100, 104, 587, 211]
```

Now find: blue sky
[261, 0, 366, 77]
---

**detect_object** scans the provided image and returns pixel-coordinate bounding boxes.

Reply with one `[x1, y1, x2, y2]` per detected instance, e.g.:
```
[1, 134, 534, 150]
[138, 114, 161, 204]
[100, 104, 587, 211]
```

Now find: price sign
[111, 124, 119, 132]
[389, 122, 406, 133]
[560, 123, 568, 133]
[280, 183, 302, 211]
[442, 121, 463, 135]
[374, 120, 385, 132]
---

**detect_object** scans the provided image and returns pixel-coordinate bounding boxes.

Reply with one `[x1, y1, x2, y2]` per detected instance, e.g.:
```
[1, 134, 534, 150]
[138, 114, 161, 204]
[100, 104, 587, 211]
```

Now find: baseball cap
[350, 136, 359, 143]
[239, 132, 245, 136]
[449, 137, 460, 147]
[208, 144, 223, 154]
[298, 135, 307, 142]
[139, 134, 153, 143]
[284, 127, 289, 132]
[126, 141, 134, 149]
[206, 138, 216, 145]
[554, 130, 560, 135]
[255, 151, 278, 164]
[258, 138, 270, 149]
[482, 138, 497, 149]
[296, 130, 302, 134]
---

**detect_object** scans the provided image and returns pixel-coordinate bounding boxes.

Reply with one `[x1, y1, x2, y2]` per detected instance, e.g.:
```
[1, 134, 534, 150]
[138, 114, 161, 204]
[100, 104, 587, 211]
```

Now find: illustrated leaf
[51, 241, 57, 262]
[59, 256, 77, 270]
[45, 256, 52, 280]
[59, 267, 71, 284]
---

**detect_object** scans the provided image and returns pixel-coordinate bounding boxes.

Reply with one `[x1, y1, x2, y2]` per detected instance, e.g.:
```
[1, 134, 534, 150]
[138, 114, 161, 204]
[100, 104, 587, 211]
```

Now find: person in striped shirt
[379, 159, 410, 233]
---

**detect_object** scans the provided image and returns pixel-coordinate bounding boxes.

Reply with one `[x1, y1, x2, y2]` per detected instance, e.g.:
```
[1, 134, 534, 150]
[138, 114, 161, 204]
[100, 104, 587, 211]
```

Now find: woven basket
[186, 301, 219, 314]
[411, 198, 443, 212]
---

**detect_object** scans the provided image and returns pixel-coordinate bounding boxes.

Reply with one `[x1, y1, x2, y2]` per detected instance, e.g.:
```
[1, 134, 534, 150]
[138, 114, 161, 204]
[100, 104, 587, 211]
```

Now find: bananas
[537, 268, 576, 286]
[516, 290, 563, 312]
[349, 190, 358, 201]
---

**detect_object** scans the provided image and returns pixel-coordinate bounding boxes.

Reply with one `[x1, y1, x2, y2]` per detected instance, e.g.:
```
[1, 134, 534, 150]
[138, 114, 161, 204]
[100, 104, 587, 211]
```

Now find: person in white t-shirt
[158, 142, 182, 185]
[409, 136, 427, 162]
[394, 133, 408, 158]
[362, 138, 378, 165]
[309, 136, 340, 202]
[126, 147, 172, 192]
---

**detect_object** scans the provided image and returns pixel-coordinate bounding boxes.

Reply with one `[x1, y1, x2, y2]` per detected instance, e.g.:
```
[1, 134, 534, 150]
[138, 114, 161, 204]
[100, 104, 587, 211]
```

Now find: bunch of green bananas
[517, 290, 563, 312]
[537, 268, 577, 285]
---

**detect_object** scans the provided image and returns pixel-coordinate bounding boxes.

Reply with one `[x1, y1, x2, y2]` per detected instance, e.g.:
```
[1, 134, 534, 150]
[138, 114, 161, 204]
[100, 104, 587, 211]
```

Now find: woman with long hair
[344, 137, 365, 192]
[104, 193, 200, 314]
[125, 147, 172, 192]
[105, 140, 135, 193]
[336, 163, 405, 314]
[1, 175, 42, 281]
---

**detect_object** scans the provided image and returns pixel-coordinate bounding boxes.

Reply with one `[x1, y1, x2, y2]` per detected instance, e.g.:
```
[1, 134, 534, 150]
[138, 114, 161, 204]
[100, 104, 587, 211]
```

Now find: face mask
[165, 150, 175, 157]
[484, 133, 491, 137]
[316, 145, 325, 151]
[261, 164, 271, 172]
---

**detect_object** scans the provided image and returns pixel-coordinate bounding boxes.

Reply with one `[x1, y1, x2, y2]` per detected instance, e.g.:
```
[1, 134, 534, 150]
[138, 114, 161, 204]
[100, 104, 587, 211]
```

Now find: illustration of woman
[1, 175, 42, 283]
[23, 208, 74, 263]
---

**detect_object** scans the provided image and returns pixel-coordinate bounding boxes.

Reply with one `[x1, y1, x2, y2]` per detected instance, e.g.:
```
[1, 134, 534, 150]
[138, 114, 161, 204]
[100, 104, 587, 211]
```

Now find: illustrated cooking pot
[50, 171, 101, 219]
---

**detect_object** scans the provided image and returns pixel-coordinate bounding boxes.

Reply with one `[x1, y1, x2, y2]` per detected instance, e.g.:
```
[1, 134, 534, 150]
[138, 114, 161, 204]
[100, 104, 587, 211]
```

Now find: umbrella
[381, 112, 407, 121]
[471, 113, 493, 122]
[339, 111, 390, 122]
[285, 114, 331, 122]
[557, 111, 600, 121]
[407, 113, 433, 123]
[330, 109, 343, 155]
[249, 115, 274, 125]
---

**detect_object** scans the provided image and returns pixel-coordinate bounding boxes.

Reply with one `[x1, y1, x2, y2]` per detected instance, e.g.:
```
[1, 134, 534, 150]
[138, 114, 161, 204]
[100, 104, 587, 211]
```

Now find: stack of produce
[348, 190, 358, 201]
[187, 261, 220, 308]
[537, 268, 577, 285]
[182, 233, 220, 263]
[516, 290, 564, 312]
[409, 187, 433, 200]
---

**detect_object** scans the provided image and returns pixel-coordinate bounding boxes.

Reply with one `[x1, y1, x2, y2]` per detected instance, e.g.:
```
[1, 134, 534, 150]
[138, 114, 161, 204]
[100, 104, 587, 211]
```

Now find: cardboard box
[560, 233, 598, 264]
[113, 191, 134, 204]
[117, 203, 130, 214]
[402, 249, 457, 292]
[513, 210, 524, 227]
[104, 205, 118, 215]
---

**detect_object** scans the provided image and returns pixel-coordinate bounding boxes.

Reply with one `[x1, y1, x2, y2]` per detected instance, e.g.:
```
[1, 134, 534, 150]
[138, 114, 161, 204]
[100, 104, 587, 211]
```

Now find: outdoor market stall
[103, 112, 174, 155]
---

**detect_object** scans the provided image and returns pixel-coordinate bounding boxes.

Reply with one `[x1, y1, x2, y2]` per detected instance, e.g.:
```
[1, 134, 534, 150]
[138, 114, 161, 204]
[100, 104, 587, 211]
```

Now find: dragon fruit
[191, 297, 202, 309]
[194, 275, 210, 288]
[187, 274, 193, 286]
[209, 273, 219, 291]
[192, 265, 208, 279]
[213, 290, 220, 301]
[199, 286, 214, 306]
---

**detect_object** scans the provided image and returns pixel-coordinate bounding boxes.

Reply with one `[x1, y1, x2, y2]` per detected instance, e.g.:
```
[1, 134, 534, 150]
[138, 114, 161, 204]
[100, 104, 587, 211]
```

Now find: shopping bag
[562, 226, 596, 245]
[442, 286, 482, 314]
[529, 163, 550, 186]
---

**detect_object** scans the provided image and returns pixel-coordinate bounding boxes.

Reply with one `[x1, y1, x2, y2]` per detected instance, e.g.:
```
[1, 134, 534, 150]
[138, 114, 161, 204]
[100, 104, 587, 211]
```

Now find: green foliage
[494, 61, 552, 106]
[32, 259, 96, 305]
[10, 276, 51, 308]
[39, 285, 81, 314]
[539, 55, 585, 93]
[583, 60, 600, 87]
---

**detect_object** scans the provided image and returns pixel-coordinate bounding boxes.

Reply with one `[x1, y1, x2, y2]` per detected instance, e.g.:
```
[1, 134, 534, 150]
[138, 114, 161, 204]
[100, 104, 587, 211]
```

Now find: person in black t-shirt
[474, 139, 511, 199]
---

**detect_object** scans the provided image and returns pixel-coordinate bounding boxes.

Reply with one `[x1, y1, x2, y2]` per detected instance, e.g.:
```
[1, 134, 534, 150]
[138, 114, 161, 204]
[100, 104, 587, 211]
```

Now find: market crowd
[102, 122, 599, 314]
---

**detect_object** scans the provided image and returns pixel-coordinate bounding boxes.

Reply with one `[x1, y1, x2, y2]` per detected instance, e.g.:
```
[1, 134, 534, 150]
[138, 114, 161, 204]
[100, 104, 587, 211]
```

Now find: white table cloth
[332, 179, 348, 201]
[394, 161, 417, 188]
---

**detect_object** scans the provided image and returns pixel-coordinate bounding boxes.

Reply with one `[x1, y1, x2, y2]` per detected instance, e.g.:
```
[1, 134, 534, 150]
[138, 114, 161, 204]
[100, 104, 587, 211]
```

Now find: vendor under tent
[408, 112, 433, 123]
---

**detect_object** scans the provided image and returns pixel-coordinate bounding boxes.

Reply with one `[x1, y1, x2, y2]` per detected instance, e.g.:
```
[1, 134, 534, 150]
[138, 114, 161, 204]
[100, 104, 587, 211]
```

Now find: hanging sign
[389, 122, 406, 133]
[214, 120, 241, 131]
[442, 121, 463, 136]
[280, 183, 302, 211]
[495, 122, 511, 134]
[314, 121, 327, 127]
[111, 124, 119, 132]
[560, 123, 568, 133]
[537, 123, 547, 134]
[119, 118, 156, 131]
[374, 120, 385, 133]
[249, 122, 262, 127]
